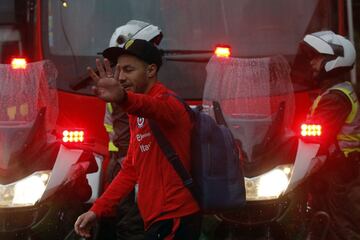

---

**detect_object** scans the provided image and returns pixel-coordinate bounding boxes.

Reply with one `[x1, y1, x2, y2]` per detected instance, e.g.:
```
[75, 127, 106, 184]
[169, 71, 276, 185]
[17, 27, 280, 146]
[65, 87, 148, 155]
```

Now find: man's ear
[147, 64, 157, 78]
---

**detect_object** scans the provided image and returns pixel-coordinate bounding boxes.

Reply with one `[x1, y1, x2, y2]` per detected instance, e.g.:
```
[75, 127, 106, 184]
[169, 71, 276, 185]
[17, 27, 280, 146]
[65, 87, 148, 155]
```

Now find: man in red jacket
[74, 39, 201, 240]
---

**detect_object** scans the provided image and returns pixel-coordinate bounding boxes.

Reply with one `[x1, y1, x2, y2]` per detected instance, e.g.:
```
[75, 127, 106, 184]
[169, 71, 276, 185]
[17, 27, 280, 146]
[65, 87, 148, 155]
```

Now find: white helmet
[109, 20, 162, 48]
[302, 31, 356, 73]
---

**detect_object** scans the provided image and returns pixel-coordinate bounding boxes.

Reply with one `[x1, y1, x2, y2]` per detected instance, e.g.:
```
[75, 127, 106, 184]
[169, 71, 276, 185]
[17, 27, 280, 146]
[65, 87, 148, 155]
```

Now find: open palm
[88, 58, 125, 103]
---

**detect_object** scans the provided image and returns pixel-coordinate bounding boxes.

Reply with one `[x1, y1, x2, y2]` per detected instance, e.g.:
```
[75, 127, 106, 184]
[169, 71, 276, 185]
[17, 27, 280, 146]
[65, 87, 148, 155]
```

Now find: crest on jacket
[137, 117, 145, 128]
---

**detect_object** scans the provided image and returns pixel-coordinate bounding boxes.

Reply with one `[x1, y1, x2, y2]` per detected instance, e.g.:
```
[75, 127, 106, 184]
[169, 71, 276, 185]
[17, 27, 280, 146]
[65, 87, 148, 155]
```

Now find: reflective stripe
[309, 82, 360, 157]
[310, 95, 322, 116]
[106, 102, 113, 113]
[105, 102, 118, 151]
[330, 82, 358, 123]
[341, 148, 360, 158]
[108, 141, 119, 152]
[337, 134, 360, 142]
[104, 123, 114, 133]
[104, 104, 114, 133]
[332, 82, 360, 155]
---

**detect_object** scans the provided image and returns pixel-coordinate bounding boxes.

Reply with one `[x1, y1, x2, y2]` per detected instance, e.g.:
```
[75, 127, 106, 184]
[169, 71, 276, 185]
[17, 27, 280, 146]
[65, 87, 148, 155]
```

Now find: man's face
[116, 54, 151, 93]
[309, 55, 325, 79]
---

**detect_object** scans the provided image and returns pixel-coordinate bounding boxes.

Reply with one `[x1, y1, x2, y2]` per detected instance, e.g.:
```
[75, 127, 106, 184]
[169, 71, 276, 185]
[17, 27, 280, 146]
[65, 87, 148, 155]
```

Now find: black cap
[102, 39, 162, 69]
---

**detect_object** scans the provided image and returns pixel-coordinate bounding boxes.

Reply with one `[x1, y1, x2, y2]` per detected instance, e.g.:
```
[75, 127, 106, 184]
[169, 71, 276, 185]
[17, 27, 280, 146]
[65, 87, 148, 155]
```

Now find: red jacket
[91, 82, 199, 229]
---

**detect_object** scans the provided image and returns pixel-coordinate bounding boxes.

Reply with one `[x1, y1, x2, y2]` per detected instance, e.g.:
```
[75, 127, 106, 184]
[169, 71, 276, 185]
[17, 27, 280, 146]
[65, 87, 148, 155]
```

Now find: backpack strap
[148, 120, 196, 198]
[213, 101, 228, 127]
[163, 93, 195, 121]
[148, 93, 199, 198]
[169, 94, 226, 127]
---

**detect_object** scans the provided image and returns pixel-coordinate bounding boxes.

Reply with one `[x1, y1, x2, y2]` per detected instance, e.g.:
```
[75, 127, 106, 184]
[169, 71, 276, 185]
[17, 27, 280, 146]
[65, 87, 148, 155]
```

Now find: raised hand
[88, 58, 126, 103]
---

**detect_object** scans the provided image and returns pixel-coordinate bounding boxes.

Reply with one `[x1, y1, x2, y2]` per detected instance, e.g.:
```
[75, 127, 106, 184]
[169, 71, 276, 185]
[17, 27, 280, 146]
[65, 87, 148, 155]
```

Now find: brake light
[11, 58, 27, 69]
[62, 130, 85, 143]
[301, 124, 322, 137]
[214, 46, 231, 58]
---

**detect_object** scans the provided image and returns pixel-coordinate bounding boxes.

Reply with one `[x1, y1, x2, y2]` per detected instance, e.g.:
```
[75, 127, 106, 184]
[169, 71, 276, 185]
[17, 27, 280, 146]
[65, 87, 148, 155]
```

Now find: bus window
[0, 27, 21, 63]
[0, 0, 37, 64]
[42, 0, 342, 98]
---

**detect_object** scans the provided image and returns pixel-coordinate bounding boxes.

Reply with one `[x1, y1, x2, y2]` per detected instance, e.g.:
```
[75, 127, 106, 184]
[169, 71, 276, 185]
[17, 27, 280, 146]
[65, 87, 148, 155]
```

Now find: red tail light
[301, 124, 322, 137]
[62, 130, 85, 143]
[214, 46, 231, 58]
[11, 58, 27, 69]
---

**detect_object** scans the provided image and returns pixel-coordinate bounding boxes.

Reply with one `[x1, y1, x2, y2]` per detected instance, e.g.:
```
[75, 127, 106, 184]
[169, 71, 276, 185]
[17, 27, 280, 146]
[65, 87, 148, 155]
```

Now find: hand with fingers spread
[74, 211, 97, 238]
[88, 58, 126, 103]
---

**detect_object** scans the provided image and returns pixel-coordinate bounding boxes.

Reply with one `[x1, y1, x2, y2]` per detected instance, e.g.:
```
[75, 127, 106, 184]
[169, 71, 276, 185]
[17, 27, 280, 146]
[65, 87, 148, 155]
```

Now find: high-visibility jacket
[104, 103, 119, 152]
[309, 81, 360, 157]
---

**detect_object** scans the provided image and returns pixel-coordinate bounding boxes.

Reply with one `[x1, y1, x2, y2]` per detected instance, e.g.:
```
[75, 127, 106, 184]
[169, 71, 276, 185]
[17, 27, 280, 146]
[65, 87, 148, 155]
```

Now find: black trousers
[100, 152, 145, 240]
[310, 152, 360, 240]
[144, 212, 202, 240]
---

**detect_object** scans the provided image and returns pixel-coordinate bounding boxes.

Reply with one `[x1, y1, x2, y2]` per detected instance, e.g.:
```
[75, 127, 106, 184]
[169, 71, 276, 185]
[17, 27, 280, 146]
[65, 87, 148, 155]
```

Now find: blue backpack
[149, 96, 245, 213]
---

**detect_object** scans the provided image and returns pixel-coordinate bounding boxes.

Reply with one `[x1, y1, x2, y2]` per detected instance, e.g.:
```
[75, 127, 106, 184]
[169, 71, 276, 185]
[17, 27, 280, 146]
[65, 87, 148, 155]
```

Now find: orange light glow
[301, 124, 322, 137]
[11, 58, 27, 69]
[62, 130, 85, 143]
[214, 46, 231, 58]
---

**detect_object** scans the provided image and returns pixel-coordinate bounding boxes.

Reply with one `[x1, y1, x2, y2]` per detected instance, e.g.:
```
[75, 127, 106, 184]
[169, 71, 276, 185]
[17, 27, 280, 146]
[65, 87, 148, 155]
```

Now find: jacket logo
[137, 117, 145, 128]
[136, 132, 151, 141]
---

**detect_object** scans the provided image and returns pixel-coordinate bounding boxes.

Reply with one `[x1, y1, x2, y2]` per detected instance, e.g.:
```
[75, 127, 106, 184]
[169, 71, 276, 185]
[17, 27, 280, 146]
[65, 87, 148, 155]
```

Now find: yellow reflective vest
[310, 81, 360, 157]
[104, 103, 119, 152]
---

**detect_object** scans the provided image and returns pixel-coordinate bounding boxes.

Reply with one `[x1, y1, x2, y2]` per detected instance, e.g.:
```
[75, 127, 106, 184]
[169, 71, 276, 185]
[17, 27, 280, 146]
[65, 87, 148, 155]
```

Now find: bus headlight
[245, 164, 293, 201]
[0, 171, 51, 208]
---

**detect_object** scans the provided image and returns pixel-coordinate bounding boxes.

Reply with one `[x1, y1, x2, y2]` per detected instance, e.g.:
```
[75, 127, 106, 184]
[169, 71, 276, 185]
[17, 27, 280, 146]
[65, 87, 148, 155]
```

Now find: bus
[0, 0, 358, 239]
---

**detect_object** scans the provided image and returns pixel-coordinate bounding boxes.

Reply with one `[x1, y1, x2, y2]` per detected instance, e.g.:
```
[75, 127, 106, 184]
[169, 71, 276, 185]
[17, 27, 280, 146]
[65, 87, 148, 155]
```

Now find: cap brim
[102, 47, 127, 66]
[102, 42, 162, 69]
